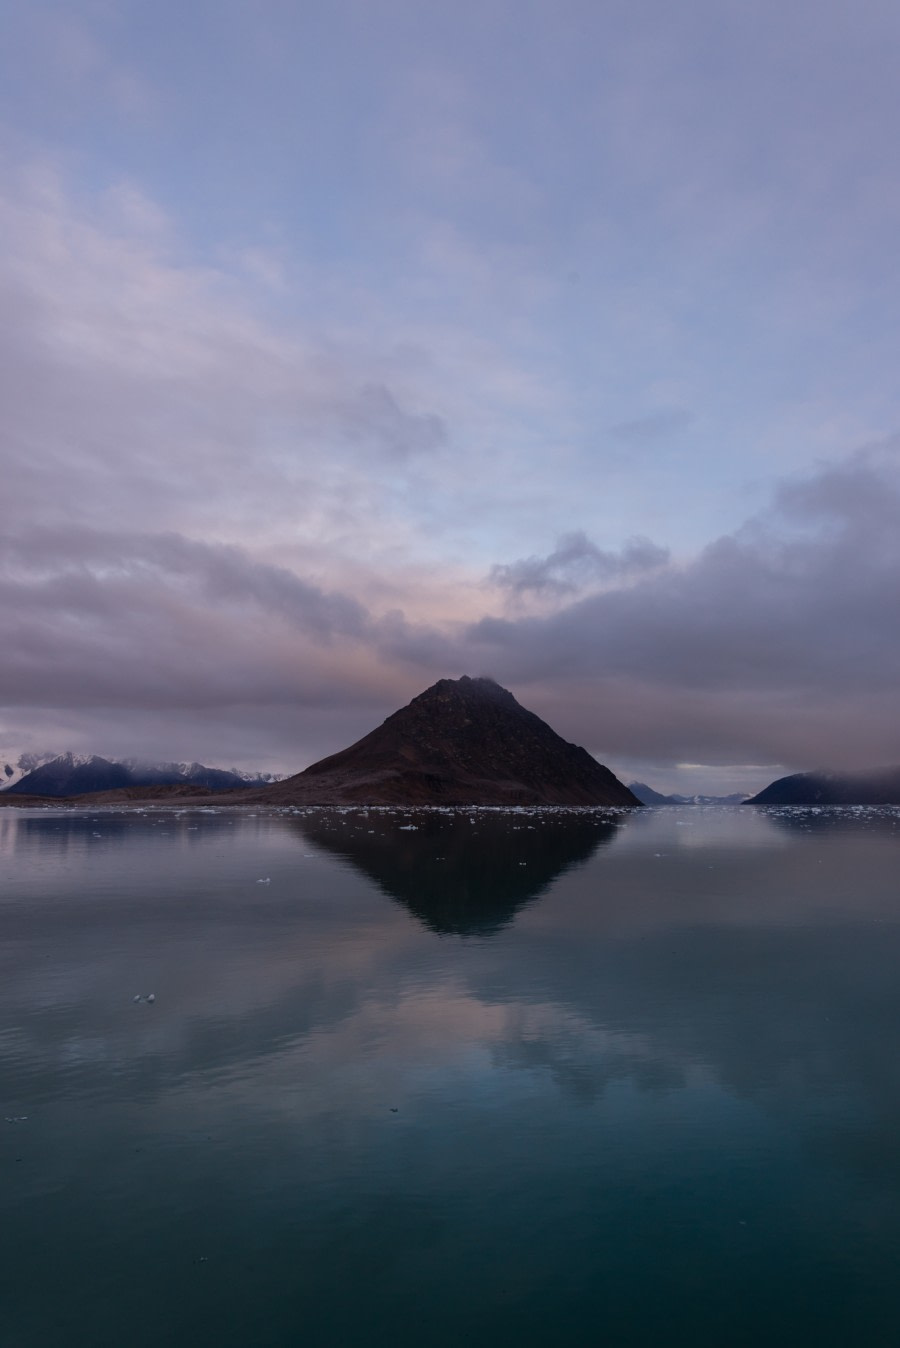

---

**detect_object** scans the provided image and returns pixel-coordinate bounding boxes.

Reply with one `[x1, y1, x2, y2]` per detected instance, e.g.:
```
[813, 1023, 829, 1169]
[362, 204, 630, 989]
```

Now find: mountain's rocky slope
[259, 677, 639, 807]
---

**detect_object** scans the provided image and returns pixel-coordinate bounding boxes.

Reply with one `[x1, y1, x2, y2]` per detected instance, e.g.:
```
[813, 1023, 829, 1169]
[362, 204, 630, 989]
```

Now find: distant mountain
[3, 753, 282, 798]
[629, 781, 675, 805]
[628, 781, 749, 806]
[8, 754, 133, 797]
[260, 676, 640, 807]
[746, 768, 900, 806]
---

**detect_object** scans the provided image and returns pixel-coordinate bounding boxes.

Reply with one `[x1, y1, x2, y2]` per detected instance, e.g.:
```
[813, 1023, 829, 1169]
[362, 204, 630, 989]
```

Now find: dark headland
[2, 677, 639, 808]
[746, 767, 900, 806]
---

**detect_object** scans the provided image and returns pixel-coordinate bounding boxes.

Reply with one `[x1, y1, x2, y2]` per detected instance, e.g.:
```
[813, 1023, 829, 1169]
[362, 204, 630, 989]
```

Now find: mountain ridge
[2, 752, 283, 798]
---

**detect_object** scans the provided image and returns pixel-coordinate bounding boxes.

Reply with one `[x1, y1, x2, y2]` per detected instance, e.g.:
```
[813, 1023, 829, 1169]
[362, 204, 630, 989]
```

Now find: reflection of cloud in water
[290, 808, 620, 935]
[609, 803, 788, 852]
[483, 902, 900, 1187]
[492, 1007, 686, 1105]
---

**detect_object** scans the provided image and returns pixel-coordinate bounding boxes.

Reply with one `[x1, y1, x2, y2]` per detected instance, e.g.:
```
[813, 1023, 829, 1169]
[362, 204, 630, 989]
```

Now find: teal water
[3, 803, 900, 1347]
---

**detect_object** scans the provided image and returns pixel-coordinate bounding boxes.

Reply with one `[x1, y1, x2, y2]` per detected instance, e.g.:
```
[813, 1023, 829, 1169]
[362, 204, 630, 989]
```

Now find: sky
[2, 0, 900, 795]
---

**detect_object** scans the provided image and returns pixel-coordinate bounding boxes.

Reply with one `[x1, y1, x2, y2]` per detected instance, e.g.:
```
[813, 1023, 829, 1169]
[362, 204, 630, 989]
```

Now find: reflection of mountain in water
[8, 810, 241, 855]
[758, 804, 900, 838]
[292, 809, 619, 935]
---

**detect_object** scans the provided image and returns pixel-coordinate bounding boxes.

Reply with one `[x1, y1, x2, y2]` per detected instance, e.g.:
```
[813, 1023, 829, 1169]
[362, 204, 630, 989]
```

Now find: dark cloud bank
[3, 447, 900, 776]
[386, 445, 900, 773]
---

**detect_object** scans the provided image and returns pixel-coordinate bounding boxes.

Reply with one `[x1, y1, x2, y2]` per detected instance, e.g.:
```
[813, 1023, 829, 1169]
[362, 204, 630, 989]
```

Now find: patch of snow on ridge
[1, 751, 60, 789]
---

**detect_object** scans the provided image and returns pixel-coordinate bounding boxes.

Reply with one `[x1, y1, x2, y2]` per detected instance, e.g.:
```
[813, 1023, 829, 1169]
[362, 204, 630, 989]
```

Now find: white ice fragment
[146, 993, 156, 1004]
[256, 877, 271, 884]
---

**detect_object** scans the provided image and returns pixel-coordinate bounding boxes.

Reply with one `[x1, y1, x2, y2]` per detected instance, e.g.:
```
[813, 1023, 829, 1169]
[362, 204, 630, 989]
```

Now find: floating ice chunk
[146, 993, 156, 1004]
[256, 877, 271, 884]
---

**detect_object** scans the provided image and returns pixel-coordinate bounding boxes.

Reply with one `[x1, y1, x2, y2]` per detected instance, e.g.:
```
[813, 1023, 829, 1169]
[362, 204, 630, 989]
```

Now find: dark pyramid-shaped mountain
[263, 676, 639, 806]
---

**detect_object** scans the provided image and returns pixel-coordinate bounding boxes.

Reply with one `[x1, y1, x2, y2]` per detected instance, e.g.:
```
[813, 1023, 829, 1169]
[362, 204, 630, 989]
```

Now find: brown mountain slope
[259, 676, 639, 807]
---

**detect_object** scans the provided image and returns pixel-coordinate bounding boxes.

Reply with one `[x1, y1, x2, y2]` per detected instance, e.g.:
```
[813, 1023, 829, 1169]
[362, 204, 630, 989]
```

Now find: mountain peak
[416, 675, 513, 699]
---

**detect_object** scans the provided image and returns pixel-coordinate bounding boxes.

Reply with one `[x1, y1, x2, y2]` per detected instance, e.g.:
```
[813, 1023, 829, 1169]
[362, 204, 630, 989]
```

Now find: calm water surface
[3, 803, 900, 1346]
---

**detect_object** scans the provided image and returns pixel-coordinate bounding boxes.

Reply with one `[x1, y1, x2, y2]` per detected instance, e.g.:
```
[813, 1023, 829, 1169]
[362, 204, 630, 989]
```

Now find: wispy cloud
[489, 532, 670, 599]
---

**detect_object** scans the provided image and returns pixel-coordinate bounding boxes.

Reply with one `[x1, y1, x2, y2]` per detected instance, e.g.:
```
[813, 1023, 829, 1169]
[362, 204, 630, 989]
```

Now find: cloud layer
[4, 418, 900, 783]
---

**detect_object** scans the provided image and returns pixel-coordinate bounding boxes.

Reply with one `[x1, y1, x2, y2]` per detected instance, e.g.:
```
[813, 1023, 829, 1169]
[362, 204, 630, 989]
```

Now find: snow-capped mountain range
[627, 781, 750, 806]
[1, 752, 283, 797]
